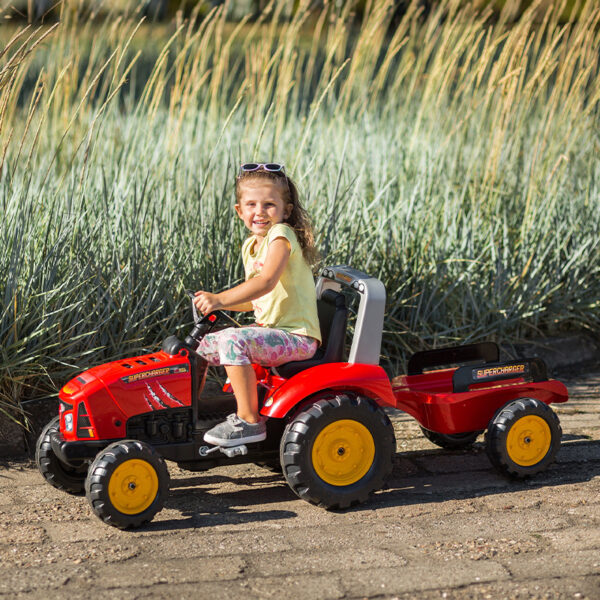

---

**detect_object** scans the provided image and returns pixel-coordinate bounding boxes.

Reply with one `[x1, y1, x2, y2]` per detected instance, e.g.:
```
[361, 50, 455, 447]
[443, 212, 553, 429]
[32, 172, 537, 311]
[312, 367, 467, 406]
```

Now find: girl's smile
[235, 181, 292, 238]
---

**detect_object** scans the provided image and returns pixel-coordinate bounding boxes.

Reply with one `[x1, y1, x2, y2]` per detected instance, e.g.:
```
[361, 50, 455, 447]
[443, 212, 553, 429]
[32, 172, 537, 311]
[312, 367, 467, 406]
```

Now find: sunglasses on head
[238, 162, 285, 177]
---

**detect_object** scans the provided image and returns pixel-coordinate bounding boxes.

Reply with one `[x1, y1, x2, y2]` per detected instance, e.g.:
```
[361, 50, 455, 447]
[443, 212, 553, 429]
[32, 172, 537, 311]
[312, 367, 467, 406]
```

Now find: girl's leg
[224, 364, 258, 423]
[195, 329, 227, 365]
[202, 327, 317, 446]
[216, 327, 316, 422]
[202, 328, 267, 446]
[198, 328, 261, 421]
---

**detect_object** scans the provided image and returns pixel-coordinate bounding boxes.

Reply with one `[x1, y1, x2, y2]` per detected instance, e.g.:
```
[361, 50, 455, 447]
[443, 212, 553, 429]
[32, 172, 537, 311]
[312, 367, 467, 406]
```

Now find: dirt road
[1, 373, 599, 599]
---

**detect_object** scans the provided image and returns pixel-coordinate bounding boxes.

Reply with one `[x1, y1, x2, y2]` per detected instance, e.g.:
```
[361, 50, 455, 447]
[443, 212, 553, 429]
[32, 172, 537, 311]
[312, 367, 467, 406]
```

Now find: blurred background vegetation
[1, 0, 591, 24]
[0, 0, 599, 427]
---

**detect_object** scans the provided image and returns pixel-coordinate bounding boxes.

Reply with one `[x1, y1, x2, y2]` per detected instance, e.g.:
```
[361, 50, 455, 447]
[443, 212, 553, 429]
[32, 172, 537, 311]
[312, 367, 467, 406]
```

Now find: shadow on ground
[143, 438, 600, 531]
[143, 472, 297, 531]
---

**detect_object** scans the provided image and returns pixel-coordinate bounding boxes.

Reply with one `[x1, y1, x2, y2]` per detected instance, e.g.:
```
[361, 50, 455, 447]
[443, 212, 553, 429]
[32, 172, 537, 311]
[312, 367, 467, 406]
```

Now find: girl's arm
[194, 237, 291, 314]
[223, 302, 254, 312]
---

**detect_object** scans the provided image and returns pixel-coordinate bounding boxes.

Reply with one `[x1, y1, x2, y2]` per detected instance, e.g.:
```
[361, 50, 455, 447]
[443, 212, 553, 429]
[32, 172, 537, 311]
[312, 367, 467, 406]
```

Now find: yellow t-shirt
[242, 223, 321, 343]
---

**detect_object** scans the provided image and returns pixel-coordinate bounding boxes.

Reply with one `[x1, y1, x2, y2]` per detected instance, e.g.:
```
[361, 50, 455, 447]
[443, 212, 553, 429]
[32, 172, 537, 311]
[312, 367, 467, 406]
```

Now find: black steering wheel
[185, 290, 242, 332]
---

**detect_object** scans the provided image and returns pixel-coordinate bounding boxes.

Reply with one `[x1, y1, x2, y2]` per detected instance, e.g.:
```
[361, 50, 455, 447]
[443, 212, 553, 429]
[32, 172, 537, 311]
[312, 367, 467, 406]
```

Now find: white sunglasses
[238, 162, 285, 176]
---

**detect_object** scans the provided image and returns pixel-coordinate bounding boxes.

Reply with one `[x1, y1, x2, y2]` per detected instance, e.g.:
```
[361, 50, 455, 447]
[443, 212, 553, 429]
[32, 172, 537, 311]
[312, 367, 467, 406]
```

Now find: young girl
[193, 163, 321, 447]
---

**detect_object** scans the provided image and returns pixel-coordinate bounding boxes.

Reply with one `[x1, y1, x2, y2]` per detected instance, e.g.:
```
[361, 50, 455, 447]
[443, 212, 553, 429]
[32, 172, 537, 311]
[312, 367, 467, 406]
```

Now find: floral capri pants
[196, 326, 318, 367]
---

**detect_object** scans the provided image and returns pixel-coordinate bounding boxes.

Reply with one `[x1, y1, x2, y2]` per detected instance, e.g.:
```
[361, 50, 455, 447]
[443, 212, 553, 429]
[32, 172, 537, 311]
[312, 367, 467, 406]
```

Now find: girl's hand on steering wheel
[193, 291, 223, 315]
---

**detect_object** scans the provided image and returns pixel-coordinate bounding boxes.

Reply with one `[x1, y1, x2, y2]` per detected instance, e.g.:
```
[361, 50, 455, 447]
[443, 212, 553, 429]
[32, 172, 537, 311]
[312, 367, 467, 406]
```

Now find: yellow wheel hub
[108, 459, 159, 515]
[506, 415, 551, 467]
[312, 420, 375, 486]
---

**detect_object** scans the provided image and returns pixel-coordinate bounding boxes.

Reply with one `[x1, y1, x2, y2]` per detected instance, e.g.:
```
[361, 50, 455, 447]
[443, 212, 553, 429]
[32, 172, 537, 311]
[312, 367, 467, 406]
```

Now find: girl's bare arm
[223, 302, 254, 312]
[194, 237, 291, 314]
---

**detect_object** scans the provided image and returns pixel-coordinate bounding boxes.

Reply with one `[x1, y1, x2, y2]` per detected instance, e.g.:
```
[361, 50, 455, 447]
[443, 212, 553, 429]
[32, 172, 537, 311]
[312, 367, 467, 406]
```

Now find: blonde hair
[235, 169, 318, 264]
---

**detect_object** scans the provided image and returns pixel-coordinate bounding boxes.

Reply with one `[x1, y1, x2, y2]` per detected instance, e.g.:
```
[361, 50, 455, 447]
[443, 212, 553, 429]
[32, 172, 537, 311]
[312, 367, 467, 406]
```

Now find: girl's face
[235, 181, 292, 238]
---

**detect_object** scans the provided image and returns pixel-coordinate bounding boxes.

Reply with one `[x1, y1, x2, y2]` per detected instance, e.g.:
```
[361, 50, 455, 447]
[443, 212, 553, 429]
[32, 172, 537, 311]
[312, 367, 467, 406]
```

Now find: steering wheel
[185, 290, 242, 330]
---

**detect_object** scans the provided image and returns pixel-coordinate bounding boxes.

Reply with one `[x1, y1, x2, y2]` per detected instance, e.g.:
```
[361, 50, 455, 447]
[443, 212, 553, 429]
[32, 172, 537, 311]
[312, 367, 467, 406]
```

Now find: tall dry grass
[1, 0, 599, 421]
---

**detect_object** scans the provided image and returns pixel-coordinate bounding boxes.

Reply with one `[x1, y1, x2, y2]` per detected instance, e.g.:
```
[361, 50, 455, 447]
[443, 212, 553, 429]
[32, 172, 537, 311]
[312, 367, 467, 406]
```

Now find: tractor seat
[272, 289, 348, 379]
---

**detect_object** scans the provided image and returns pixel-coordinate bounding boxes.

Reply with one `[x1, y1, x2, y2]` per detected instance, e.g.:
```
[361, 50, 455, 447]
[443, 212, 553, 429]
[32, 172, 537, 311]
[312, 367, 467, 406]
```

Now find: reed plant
[1, 0, 599, 422]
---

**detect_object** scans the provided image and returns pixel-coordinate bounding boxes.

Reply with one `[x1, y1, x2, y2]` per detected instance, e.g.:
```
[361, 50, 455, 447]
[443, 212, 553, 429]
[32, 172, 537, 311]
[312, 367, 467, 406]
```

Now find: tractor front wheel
[85, 440, 169, 529]
[485, 398, 561, 478]
[35, 417, 87, 494]
[280, 394, 395, 509]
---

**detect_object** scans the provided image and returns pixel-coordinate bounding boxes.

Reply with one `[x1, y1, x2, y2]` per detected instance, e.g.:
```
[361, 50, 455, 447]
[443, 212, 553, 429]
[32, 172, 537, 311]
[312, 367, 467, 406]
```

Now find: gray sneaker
[203, 413, 267, 447]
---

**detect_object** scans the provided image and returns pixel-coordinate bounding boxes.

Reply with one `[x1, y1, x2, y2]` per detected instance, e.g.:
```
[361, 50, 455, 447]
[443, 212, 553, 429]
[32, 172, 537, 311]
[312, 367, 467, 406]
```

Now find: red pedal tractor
[36, 266, 568, 528]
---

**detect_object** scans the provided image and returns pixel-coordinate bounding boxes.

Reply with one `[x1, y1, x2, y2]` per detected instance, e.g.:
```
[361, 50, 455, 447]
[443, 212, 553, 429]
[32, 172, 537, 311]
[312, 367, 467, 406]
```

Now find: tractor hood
[58, 350, 192, 441]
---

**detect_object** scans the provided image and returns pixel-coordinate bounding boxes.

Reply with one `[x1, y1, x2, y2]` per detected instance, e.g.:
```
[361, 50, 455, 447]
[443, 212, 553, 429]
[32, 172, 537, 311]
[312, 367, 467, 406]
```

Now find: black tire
[35, 417, 87, 495]
[85, 440, 170, 529]
[280, 394, 396, 509]
[485, 398, 562, 479]
[420, 426, 483, 450]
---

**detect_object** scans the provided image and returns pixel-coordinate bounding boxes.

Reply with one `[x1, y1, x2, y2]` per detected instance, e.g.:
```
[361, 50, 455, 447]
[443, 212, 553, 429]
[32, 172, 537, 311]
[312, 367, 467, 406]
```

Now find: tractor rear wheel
[35, 417, 87, 494]
[420, 426, 483, 450]
[485, 398, 561, 478]
[85, 440, 169, 529]
[280, 394, 395, 509]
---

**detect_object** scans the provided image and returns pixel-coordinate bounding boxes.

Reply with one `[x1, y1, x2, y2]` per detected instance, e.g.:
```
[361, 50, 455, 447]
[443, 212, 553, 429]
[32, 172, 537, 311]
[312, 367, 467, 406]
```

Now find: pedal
[220, 445, 248, 458]
[199, 444, 248, 458]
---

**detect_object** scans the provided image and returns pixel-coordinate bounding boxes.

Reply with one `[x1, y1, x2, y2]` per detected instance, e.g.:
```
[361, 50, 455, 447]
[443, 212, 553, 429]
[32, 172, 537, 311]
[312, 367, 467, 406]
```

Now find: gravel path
[1, 373, 599, 599]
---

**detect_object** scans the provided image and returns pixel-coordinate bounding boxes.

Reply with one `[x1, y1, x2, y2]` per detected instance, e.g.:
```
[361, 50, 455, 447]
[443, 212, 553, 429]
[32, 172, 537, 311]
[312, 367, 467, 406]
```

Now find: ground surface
[1, 374, 599, 599]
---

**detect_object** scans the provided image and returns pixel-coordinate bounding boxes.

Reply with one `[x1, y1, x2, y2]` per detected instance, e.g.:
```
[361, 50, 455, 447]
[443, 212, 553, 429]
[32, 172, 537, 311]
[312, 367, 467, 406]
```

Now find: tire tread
[485, 397, 561, 479]
[280, 393, 395, 510]
[85, 440, 170, 529]
[35, 417, 87, 495]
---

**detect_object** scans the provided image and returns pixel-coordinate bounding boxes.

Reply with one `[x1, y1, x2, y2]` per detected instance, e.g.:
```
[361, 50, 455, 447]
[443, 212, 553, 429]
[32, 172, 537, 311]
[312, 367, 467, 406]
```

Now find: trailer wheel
[280, 394, 395, 509]
[85, 440, 169, 529]
[485, 398, 561, 479]
[35, 417, 87, 494]
[420, 427, 483, 450]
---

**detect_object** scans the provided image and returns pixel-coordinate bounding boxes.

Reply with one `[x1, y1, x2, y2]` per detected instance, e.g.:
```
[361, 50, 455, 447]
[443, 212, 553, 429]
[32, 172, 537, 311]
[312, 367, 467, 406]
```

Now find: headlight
[64, 413, 74, 432]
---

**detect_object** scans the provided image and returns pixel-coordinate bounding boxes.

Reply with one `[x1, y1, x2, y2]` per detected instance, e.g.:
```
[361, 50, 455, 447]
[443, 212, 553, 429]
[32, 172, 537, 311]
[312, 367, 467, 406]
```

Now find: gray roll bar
[316, 265, 386, 365]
